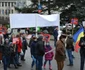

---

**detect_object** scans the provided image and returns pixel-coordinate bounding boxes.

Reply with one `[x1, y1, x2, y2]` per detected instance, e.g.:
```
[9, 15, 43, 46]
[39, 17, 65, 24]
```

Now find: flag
[71, 18, 78, 25]
[73, 27, 84, 52]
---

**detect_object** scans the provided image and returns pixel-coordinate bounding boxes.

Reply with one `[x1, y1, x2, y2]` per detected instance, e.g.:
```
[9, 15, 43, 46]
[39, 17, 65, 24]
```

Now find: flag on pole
[71, 18, 78, 25]
[73, 27, 84, 52]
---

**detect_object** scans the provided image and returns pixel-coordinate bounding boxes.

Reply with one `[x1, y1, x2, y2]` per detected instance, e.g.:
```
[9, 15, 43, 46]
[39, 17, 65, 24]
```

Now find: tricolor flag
[73, 27, 84, 52]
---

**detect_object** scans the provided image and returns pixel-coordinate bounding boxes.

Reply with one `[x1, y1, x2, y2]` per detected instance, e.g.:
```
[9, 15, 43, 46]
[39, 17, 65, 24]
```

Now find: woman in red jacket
[16, 35, 22, 66]
[16, 35, 22, 53]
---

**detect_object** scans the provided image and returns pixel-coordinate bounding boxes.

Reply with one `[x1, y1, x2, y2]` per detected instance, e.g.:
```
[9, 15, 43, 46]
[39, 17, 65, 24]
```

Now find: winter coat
[66, 36, 74, 50]
[2, 43, 11, 56]
[36, 37, 45, 56]
[55, 40, 66, 62]
[53, 29, 58, 40]
[30, 40, 37, 56]
[29, 38, 33, 48]
[16, 38, 22, 53]
[44, 46, 54, 60]
[22, 37, 28, 50]
[79, 36, 85, 54]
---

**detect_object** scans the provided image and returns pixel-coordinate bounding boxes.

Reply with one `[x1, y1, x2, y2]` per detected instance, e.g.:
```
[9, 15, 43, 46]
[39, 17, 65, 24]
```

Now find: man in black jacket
[79, 32, 85, 70]
[53, 26, 58, 47]
[21, 33, 28, 61]
[36, 35, 45, 70]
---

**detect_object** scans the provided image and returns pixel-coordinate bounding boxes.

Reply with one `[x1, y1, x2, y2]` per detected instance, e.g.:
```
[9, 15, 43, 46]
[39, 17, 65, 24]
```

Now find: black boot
[14, 65, 18, 69]
[17, 64, 22, 67]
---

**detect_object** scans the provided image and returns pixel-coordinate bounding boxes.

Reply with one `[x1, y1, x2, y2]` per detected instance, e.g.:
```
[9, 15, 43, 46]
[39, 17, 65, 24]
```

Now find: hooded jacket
[36, 36, 45, 56]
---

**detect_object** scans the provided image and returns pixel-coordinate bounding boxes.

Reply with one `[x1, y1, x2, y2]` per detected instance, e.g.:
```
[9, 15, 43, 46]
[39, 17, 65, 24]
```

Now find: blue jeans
[14, 53, 20, 65]
[31, 55, 37, 68]
[2, 56, 10, 70]
[67, 49, 73, 65]
[36, 56, 43, 70]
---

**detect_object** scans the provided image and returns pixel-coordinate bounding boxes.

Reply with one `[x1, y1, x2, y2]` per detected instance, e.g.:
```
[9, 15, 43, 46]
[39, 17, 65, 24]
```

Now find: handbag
[20, 49, 24, 56]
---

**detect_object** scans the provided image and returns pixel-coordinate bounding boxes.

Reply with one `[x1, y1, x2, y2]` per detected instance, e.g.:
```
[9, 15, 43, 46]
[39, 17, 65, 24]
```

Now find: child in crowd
[43, 43, 54, 70]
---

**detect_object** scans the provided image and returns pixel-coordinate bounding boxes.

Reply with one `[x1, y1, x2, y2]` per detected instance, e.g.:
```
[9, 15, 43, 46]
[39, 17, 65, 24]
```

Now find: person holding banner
[3, 28, 13, 40]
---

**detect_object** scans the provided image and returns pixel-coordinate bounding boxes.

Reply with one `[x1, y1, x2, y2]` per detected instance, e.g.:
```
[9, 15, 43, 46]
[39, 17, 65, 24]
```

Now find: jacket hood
[38, 36, 43, 41]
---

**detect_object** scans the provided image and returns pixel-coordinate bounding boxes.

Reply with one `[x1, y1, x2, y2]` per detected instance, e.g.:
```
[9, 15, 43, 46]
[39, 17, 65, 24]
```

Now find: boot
[49, 65, 52, 70]
[14, 65, 18, 69]
[43, 64, 46, 69]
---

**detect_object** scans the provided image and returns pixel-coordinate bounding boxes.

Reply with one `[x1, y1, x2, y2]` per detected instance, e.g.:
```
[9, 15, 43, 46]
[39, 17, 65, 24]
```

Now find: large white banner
[10, 14, 60, 28]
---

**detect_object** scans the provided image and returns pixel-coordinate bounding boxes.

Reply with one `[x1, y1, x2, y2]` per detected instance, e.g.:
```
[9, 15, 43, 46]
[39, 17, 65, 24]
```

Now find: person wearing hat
[55, 34, 66, 70]
[79, 31, 85, 70]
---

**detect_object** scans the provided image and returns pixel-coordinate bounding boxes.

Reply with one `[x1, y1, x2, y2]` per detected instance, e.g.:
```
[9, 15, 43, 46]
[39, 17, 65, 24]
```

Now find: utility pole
[48, 0, 51, 15]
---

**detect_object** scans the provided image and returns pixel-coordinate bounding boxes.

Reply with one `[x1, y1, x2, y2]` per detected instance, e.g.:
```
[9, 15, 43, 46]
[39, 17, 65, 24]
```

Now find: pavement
[0, 40, 81, 70]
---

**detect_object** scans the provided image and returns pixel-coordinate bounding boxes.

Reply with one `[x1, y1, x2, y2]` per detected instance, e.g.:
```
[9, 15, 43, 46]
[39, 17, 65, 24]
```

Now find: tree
[15, 0, 85, 22]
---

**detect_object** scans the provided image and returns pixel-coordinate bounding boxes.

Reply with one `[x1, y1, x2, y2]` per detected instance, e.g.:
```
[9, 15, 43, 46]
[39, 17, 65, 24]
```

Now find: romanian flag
[73, 27, 84, 52]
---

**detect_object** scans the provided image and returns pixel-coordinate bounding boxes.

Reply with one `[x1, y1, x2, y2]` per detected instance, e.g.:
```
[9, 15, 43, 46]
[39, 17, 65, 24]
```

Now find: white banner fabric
[10, 14, 60, 28]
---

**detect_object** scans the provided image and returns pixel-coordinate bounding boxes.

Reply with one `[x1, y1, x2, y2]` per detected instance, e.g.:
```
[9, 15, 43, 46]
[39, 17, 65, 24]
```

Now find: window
[11, 9, 13, 13]
[14, 2, 16, 5]
[8, 9, 10, 14]
[11, 2, 14, 7]
[5, 2, 7, 7]
[2, 9, 4, 15]
[8, 2, 10, 7]
[5, 9, 8, 15]
[2, 2, 4, 7]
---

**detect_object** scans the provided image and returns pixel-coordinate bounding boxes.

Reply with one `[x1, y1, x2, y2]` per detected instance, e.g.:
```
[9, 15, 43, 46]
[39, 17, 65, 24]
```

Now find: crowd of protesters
[0, 26, 85, 70]
[0, 29, 29, 70]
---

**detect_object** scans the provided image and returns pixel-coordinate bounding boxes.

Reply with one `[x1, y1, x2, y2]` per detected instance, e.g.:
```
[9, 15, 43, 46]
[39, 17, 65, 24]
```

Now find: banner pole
[35, 14, 38, 38]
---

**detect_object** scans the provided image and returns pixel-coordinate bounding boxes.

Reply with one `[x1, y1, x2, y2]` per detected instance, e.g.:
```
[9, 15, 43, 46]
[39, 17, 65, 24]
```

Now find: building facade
[0, 0, 28, 20]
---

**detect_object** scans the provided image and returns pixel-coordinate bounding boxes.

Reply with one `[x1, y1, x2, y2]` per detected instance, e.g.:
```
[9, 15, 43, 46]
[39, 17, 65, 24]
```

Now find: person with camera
[79, 31, 85, 70]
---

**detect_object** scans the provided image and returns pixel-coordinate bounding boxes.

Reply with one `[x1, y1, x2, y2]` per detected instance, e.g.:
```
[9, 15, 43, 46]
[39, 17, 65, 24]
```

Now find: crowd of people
[0, 26, 85, 70]
[0, 29, 29, 70]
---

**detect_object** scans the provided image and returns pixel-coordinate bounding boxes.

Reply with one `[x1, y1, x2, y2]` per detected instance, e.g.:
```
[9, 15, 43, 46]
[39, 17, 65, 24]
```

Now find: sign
[13, 38, 19, 44]
[26, 34, 32, 40]
[71, 18, 78, 25]
[10, 14, 60, 28]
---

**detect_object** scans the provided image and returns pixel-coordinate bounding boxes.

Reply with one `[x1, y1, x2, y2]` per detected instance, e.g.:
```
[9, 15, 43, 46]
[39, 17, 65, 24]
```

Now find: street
[0, 41, 81, 70]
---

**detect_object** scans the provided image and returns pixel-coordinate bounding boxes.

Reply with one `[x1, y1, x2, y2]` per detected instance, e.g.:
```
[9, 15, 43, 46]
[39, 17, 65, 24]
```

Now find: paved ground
[0, 41, 81, 70]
